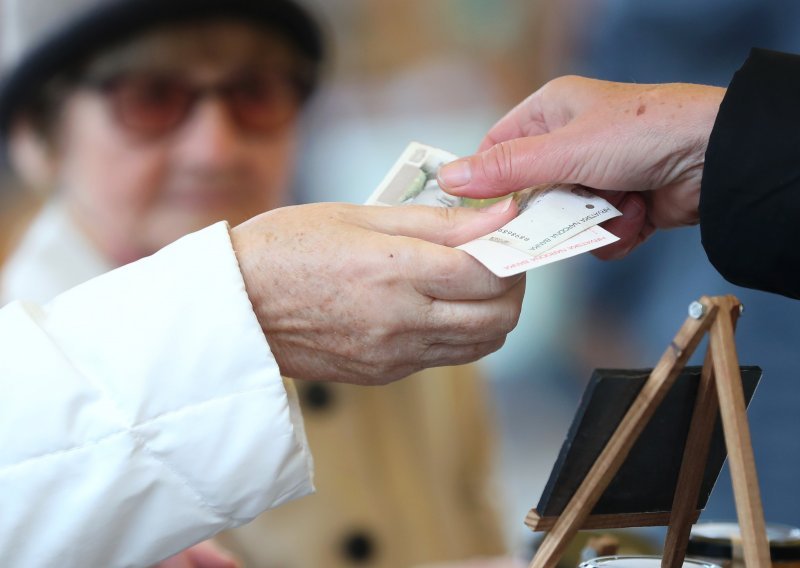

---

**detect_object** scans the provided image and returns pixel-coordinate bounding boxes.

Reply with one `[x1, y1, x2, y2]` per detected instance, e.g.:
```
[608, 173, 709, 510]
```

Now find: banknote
[459, 224, 619, 277]
[366, 142, 622, 277]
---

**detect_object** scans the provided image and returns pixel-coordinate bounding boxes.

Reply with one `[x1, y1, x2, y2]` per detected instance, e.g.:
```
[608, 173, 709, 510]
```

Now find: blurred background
[3, 0, 800, 559]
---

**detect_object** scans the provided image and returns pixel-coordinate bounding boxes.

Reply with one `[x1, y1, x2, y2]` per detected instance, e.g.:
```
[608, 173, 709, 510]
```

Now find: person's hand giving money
[368, 142, 622, 276]
[437, 76, 726, 260]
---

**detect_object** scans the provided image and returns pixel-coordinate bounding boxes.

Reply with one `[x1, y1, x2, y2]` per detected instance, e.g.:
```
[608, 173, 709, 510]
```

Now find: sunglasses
[83, 69, 308, 138]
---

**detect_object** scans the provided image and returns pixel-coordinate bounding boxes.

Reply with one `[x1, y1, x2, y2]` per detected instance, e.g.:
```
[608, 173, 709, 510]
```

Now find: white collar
[1, 200, 112, 305]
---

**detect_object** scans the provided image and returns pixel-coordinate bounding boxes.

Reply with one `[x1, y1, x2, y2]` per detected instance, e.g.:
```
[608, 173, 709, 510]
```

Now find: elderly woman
[0, 0, 513, 566]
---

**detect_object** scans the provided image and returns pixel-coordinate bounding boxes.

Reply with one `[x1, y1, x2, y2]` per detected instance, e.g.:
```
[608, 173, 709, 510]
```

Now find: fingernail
[438, 159, 472, 188]
[483, 197, 513, 214]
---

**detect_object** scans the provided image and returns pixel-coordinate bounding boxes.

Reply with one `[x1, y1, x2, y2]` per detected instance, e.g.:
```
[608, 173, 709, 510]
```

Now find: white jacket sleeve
[0, 222, 314, 568]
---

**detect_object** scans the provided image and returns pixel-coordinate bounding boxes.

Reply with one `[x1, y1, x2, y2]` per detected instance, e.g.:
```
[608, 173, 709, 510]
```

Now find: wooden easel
[527, 295, 771, 568]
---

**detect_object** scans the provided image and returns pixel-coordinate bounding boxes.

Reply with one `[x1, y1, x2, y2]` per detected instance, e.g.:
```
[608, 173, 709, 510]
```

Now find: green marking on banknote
[399, 168, 428, 203]
[462, 197, 504, 208]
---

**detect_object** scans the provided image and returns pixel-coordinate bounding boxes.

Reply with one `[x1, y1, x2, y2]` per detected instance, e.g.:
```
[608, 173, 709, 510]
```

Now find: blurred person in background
[0, 177, 39, 266]
[0, 0, 525, 566]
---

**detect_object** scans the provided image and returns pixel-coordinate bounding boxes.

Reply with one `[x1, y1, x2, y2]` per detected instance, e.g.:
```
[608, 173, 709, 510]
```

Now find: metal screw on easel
[688, 301, 705, 320]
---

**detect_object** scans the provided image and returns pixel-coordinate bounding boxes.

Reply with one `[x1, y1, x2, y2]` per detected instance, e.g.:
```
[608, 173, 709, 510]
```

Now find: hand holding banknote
[367, 142, 622, 276]
[437, 76, 726, 259]
[231, 202, 524, 385]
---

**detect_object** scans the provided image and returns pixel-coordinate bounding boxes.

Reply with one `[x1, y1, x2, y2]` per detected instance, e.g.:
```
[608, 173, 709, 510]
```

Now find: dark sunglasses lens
[226, 72, 301, 132]
[110, 75, 192, 136]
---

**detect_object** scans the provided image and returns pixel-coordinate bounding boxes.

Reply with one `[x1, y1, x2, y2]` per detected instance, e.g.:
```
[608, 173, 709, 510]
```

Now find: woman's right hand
[438, 76, 726, 259]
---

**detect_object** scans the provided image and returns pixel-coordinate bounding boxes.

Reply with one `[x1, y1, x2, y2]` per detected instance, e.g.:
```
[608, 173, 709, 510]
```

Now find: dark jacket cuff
[700, 47, 800, 299]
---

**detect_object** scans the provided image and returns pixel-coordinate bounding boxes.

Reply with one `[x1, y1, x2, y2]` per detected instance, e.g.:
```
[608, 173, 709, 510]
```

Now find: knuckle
[490, 304, 522, 336]
[472, 337, 507, 361]
[477, 272, 523, 303]
[542, 75, 576, 98]
[487, 336, 507, 356]
[359, 356, 397, 385]
[487, 273, 512, 297]
[505, 307, 522, 333]
[372, 367, 403, 386]
[555, 74, 590, 91]
[561, 74, 585, 86]
[341, 325, 390, 361]
[543, 75, 566, 92]
[479, 141, 517, 186]
[432, 204, 461, 232]
[357, 324, 424, 381]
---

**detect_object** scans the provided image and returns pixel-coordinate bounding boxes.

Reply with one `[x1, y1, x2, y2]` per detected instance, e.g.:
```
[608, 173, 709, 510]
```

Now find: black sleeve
[700, 48, 800, 300]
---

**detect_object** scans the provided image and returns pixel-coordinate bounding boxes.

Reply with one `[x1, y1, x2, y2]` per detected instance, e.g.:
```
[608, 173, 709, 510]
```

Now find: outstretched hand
[437, 76, 726, 259]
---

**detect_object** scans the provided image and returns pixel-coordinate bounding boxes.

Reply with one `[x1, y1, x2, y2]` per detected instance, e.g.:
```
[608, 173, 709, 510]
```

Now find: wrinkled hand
[154, 540, 239, 568]
[437, 76, 726, 259]
[231, 201, 525, 385]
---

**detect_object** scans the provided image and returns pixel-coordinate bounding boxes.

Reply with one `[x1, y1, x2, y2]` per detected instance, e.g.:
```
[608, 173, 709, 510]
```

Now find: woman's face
[44, 21, 307, 264]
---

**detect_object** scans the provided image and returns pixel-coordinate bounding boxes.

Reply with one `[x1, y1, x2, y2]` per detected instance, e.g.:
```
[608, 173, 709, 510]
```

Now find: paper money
[367, 142, 622, 277]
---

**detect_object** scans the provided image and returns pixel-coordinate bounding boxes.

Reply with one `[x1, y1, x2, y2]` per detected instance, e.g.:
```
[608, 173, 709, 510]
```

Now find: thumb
[438, 134, 583, 199]
[362, 198, 518, 247]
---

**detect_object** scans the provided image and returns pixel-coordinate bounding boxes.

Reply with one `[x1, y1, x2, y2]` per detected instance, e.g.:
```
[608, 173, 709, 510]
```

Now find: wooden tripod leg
[663, 298, 742, 567]
[528, 301, 718, 568]
[661, 348, 719, 568]
[709, 302, 770, 567]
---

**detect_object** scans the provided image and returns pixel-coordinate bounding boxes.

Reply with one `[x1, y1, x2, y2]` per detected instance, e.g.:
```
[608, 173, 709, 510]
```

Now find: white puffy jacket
[0, 219, 313, 567]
